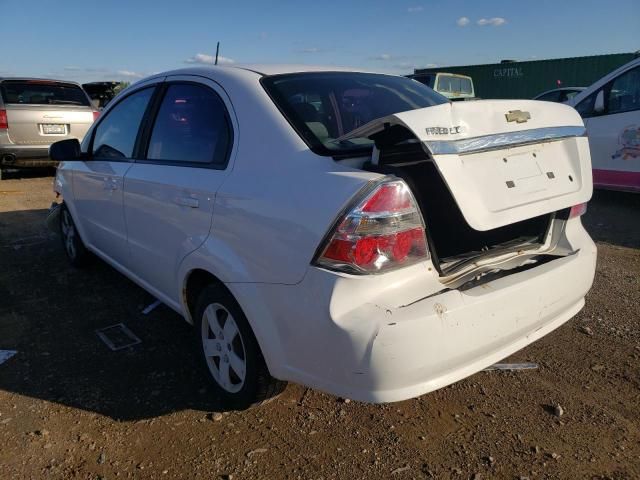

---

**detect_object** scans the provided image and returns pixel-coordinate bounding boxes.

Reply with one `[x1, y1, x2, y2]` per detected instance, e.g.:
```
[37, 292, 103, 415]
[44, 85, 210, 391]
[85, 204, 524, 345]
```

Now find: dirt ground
[0, 172, 638, 480]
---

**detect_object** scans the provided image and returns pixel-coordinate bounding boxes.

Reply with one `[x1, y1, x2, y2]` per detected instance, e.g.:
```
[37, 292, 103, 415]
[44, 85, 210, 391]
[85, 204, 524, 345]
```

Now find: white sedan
[49, 65, 597, 409]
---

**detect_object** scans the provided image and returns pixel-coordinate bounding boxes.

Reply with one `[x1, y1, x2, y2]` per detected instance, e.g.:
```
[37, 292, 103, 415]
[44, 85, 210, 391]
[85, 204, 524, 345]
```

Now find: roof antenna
[215, 42, 220, 65]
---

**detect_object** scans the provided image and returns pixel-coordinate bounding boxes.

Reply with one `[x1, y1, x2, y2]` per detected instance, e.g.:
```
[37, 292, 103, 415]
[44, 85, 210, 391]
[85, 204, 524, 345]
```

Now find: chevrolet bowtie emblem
[505, 110, 531, 123]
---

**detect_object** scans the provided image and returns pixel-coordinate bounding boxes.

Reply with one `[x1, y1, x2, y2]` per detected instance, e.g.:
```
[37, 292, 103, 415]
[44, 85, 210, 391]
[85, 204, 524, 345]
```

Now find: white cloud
[185, 53, 235, 65]
[477, 17, 506, 26]
[407, 6, 423, 13]
[63, 66, 82, 71]
[117, 70, 143, 79]
[456, 16, 470, 27]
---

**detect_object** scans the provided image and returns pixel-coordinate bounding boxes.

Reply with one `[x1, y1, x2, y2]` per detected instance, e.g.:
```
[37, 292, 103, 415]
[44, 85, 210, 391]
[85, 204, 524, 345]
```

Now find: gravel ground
[0, 173, 638, 480]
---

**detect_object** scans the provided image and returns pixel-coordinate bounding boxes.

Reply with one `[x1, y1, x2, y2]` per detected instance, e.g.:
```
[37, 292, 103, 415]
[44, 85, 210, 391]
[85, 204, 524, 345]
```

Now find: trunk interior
[363, 141, 552, 273]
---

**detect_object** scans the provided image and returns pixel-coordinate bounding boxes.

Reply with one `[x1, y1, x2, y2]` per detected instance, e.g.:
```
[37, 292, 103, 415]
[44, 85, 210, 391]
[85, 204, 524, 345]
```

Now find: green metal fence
[413, 52, 638, 99]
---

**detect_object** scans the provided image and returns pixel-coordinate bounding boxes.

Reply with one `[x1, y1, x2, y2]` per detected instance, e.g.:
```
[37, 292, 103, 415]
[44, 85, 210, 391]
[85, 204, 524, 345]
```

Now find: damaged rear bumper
[230, 219, 597, 403]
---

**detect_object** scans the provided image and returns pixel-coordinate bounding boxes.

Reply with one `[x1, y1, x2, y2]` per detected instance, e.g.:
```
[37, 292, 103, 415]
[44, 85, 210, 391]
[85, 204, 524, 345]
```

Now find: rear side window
[575, 91, 598, 118]
[562, 90, 581, 102]
[537, 91, 562, 102]
[607, 66, 640, 114]
[92, 87, 154, 159]
[459, 77, 473, 94]
[147, 83, 231, 166]
[0, 81, 91, 106]
[437, 76, 452, 92]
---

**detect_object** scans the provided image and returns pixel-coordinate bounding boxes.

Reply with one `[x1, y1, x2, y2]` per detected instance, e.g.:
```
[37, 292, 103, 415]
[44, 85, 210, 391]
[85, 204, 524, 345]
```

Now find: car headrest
[293, 103, 319, 122]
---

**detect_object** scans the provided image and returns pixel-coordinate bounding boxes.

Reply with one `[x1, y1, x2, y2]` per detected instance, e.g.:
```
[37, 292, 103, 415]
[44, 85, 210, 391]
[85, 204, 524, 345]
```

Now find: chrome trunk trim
[424, 126, 586, 155]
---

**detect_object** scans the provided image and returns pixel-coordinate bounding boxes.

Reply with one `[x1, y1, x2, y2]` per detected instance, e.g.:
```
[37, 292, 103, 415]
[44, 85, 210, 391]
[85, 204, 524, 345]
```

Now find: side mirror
[49, 138, 82, 161]
[594, 90, 605, 114]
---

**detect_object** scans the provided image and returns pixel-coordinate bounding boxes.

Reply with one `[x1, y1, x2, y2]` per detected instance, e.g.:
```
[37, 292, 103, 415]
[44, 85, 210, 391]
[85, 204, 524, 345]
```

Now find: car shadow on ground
[0, 208, 227, 421]
[0, 168, 56, 181]
[582, 189, 640, 249]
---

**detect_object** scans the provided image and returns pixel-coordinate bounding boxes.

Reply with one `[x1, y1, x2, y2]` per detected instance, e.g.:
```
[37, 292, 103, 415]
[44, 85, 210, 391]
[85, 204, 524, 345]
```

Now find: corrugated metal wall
[413, 53, 637, 99]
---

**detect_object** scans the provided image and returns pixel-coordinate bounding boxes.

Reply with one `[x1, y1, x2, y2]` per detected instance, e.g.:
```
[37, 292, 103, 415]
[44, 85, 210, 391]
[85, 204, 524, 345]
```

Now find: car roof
[569, 56, 640, 105]
[145, 64, 381, 81]
[0, 77, 83, 86]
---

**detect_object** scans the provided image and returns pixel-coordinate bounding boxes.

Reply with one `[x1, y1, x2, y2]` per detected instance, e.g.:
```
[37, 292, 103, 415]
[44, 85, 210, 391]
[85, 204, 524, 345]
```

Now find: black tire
[194, 283, 286, 410]
[60, 203, 90, 267]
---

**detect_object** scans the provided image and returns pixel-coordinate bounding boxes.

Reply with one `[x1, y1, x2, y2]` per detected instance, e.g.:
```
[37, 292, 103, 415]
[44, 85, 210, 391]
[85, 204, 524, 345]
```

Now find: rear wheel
[60, 204, 90, 267]
[194, 283, 285, 409]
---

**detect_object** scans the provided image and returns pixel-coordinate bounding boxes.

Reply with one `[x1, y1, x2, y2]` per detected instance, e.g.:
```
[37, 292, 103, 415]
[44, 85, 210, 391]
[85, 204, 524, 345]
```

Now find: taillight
[569, 202, 587, 218]
[314, 179, 430, 274]
[0, 109, 7, 130]
[92, 111, 100, 122]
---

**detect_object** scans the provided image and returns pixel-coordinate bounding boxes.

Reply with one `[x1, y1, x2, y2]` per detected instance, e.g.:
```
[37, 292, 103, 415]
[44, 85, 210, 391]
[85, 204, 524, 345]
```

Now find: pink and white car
[570, 57, 640, 192]
[49, 65, 597, 409]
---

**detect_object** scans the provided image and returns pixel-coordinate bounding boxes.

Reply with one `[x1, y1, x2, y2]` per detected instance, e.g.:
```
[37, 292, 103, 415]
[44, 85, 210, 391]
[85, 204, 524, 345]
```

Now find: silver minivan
[0, 78, 97, 179]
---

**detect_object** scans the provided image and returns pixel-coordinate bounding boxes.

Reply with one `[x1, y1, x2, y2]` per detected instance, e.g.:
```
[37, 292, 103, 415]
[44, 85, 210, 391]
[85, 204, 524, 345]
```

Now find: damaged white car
[49, 66, 597, 409]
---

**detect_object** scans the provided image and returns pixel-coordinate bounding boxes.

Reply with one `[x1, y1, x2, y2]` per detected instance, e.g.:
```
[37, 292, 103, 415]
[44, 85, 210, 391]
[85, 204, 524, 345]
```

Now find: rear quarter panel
[178, 72, 381, 286]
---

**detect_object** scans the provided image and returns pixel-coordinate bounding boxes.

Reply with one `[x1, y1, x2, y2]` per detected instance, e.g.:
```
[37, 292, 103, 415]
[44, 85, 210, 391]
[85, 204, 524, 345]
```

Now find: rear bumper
[230, 219, 597, 403]
[0, 145, 55, 167]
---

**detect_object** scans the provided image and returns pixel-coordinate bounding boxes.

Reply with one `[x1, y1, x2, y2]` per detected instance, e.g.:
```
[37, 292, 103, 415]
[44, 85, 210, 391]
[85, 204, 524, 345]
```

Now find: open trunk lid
[340, 99, 593, 231]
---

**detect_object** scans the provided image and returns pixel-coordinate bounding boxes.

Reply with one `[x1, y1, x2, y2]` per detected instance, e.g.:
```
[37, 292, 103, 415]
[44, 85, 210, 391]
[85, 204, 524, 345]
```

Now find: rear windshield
[437, 76, 473, 94]
[0, 81, 90, 107]
[261, 72, 447, 156]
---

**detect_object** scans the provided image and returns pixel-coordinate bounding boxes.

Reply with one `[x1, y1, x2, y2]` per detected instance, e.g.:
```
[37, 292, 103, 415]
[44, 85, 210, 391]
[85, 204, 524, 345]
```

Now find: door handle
[103, 178, 118, 191]
[174, 195, 199, 208]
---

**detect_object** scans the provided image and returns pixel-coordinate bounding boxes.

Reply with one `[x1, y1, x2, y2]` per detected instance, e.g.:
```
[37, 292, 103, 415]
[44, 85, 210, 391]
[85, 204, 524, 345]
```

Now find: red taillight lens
[0, 109, 8, 130]
[361, 183, 412, 213]
[569, 202, 587, 218]
[92, 111, 100, 122]
[315, 179, 430, 274]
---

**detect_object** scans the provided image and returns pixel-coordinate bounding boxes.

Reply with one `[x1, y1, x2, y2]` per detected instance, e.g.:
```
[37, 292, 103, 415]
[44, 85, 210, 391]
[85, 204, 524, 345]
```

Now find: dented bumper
[230, 218, 597, 403]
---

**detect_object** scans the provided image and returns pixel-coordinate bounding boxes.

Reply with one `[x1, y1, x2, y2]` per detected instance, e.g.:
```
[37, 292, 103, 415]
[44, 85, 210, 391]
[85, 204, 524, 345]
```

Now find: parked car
[48, 65, 596, 409]
[409, 72, 475, 100]
[568, 57, 640, 192]
[0, 78, 98, 180]
[533, 87, 585, 103]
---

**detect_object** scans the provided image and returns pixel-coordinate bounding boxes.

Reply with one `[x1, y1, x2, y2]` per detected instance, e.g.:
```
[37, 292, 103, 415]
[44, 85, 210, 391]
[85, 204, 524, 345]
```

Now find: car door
[123, 76, 236, 304]
[72, 85, 157, 266]
[579, 66, 640, 189]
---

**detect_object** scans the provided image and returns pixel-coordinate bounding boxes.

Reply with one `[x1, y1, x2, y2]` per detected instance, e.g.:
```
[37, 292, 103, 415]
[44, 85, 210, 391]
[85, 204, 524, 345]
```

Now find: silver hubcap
[61, 210, 76, 259]
[201, 303, 246, 393]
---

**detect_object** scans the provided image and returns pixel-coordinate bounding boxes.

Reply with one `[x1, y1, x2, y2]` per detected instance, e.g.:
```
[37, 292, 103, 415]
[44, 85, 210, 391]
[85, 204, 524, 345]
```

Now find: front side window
[607, 66, 640, 115]
[147, 83, 231, 166]
[262, 72, 447, 156]
[92, 87, 154, 159]
[0, 80, 91, 106]
[575, 91, 598, 118]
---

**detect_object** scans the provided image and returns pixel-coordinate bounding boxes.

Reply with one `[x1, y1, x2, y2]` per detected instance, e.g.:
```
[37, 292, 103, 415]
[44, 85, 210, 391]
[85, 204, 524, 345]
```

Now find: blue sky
[1, 0, 638, 82]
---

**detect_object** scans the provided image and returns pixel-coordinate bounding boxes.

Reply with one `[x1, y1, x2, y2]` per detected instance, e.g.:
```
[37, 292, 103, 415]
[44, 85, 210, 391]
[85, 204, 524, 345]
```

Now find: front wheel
[194, 284, 286, 410]
[60, 204, 90, 267]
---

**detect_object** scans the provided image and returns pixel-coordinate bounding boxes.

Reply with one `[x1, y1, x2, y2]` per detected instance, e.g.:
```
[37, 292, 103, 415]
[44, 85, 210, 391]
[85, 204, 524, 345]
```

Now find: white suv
[49, 65, 597, 409]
